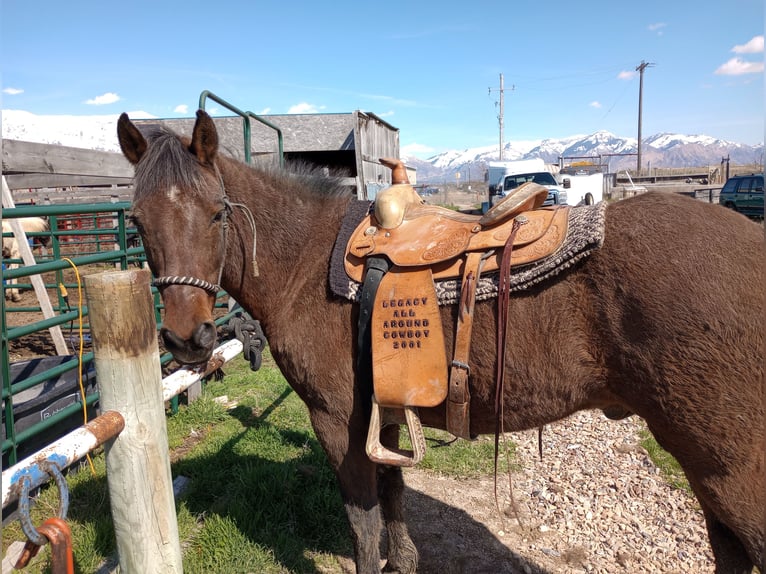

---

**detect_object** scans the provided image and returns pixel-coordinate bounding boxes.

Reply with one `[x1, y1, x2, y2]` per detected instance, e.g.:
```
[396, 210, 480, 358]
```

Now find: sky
[1, 0, 763, 159]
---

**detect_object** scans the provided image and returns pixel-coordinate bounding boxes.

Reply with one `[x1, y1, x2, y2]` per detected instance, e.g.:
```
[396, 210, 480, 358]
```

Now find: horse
[117, 110, 764, 574]
[2, 216, 49, 302]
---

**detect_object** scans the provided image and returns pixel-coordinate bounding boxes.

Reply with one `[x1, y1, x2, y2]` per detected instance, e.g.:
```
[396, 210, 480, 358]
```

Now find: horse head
[118, 110, 228, 365]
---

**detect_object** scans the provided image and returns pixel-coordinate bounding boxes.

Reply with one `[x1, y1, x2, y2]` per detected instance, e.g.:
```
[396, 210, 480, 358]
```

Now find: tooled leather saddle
[349, 158, 569, 466]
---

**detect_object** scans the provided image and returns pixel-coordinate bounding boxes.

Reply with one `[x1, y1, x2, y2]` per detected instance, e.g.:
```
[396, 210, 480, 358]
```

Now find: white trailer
[558, 172, 604, 205]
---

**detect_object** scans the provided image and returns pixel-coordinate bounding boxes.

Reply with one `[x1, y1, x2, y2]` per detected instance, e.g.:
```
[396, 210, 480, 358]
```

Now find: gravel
[402, 410, 715, 573]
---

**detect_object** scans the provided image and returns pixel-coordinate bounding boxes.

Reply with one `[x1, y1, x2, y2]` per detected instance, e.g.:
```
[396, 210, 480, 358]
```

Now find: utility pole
[489, 73, 511, 160]
[635, 60, 654, 175]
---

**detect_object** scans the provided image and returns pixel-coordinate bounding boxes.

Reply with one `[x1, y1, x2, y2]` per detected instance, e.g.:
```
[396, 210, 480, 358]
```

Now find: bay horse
[2, 216, 49, 302]
[117, 110, 764, 574]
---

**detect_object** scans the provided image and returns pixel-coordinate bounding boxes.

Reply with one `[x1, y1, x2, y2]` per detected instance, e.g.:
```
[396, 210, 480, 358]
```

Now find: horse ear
[117, 113, 147, 165]
[190, 109, 218, 166]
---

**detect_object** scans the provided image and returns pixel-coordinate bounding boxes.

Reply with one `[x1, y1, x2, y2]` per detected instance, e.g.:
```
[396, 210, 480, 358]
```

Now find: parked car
[719, 173, 764, 219]
[417, 186, 439, 196]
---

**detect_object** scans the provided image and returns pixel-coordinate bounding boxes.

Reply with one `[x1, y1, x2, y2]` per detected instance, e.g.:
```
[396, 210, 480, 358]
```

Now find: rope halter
[152, 275, 221, 295]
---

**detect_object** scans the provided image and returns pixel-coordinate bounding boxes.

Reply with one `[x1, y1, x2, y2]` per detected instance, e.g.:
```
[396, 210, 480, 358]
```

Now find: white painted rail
[2, 339, 244, 510]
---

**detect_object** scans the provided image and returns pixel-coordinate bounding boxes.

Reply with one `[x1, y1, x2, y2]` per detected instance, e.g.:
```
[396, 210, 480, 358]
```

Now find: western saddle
[347, 157, 569, 466]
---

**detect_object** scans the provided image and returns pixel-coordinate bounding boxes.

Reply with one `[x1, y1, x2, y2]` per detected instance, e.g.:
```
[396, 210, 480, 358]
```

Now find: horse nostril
[193, 322, 217, 349]
[160, 327, 184, 351]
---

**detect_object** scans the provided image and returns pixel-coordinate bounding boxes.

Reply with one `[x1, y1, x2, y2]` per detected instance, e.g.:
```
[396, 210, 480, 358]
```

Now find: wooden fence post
[84, 269, 183, 574]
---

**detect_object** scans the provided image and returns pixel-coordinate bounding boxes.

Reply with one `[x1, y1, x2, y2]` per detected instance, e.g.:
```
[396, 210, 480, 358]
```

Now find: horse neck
[218, 159, 352, 329]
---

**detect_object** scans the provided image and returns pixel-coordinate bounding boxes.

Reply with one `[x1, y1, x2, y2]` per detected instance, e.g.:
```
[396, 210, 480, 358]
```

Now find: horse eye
[211, 210, 226, 224]
[127, 214, 143, 231]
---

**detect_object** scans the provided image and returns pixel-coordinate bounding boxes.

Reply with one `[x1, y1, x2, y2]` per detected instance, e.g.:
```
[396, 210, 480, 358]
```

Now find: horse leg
[377, 425, 418, 574]
[309, 408, 383, 573]
[5, 263, 21, 302]
[343, 499, 383, 574]
[699, 503, 755, 574]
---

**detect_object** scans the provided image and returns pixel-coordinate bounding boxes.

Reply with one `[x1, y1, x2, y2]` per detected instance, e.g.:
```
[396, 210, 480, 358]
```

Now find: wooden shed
[134, 110, 400, 200]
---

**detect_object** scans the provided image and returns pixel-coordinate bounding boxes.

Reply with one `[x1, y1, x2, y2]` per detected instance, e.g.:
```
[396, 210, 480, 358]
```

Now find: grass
[638, 430, 692, 493]
[2, 348, 504, 573]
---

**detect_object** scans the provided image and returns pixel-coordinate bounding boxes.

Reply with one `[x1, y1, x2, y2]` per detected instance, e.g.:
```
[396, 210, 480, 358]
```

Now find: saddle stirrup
[365, 395, 426, 467]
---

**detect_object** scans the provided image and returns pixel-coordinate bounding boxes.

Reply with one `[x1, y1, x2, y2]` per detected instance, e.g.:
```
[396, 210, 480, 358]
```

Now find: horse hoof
[602, 406, 633, 420]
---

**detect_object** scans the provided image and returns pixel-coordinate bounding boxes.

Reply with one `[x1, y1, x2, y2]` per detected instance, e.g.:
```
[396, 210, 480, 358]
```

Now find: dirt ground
[4, 268, 103, 361]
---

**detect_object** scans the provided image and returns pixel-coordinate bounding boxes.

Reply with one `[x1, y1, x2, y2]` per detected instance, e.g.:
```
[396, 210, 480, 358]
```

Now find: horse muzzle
[160, 321, 217, 365]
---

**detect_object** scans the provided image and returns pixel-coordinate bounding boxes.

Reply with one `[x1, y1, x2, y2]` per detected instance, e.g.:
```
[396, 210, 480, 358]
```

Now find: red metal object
[14, 517, 74, 573]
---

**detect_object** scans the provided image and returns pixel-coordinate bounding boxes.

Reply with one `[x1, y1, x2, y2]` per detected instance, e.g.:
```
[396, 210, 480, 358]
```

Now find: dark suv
[719, 174, 764, 219]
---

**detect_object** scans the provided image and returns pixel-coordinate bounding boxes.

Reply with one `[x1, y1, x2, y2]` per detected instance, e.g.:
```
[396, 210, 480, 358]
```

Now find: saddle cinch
[348, 158, 569, 466]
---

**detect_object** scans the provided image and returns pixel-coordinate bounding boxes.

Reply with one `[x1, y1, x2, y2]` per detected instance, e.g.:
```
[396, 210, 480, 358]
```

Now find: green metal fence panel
[198, 90, 284, 167]
[2, 202, 232, 466]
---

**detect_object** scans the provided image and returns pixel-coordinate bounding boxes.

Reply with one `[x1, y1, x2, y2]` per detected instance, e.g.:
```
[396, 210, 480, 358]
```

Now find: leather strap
[447, 251, 488, 439]
[495, 219, 522, 457]
[356, 256, 390, 417]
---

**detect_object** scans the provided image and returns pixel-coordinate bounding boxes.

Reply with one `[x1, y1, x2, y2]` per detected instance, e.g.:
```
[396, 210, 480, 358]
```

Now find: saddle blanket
[329, 201, 607, 306]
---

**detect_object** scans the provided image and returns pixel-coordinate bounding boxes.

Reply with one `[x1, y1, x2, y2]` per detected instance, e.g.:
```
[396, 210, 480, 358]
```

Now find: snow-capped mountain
[405, 129, 763, 183]
[2, 110, 762, 182]
[1, 109, 154, 152]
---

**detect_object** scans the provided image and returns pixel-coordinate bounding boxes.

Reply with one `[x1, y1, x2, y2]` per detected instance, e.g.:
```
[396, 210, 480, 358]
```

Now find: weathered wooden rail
[2, 139, 134, 205]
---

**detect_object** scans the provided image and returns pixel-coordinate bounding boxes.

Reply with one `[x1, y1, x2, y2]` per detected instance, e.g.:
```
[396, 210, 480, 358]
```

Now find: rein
[151, 163, 259, 294]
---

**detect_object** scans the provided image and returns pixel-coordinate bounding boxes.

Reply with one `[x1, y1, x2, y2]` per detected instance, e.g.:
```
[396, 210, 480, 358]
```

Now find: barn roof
[134, 110, 398, 160]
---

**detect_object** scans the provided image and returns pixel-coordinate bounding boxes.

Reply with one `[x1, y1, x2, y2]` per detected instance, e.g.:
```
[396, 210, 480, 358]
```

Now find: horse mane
[134, 125, 351, 202]
[133, 127, 205, 200]
[267, 160, 352, 200]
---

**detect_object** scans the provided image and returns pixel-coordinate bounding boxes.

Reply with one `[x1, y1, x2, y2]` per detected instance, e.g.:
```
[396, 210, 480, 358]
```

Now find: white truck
[487, 159, 604, 208]
[487, 158, 568, 208]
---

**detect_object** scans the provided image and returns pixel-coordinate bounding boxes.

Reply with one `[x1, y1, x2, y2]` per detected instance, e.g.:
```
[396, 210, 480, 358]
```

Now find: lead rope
[224, 197, 259, 278]
[216, 163, 259, 278]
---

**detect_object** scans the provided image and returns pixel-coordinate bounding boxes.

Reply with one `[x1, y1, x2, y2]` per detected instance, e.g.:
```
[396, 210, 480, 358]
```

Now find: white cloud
[715, 57, 764, 75]
[618, 70, 637, 80]
[257, 107, 271, 115]
[589, 101, 602, 109]
[84, 92, 120, 105]
[174, 104, 189, 114]
[3, 87, 23, 95]
[288, 102, 325, 114]
[376, 110, 395, 118]
[732, 35, 764, 54]
[648, 22, 667, 35]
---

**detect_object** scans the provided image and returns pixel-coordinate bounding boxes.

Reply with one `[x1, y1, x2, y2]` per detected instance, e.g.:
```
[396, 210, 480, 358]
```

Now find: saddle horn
[380, 157, 410, 185]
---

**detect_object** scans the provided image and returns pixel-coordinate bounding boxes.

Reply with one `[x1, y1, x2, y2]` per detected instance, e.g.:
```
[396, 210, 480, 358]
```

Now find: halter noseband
[152, 275, 221, 295]
[151, 163, 258, 296]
